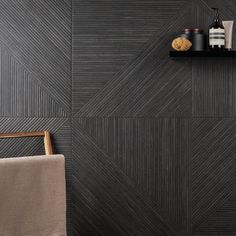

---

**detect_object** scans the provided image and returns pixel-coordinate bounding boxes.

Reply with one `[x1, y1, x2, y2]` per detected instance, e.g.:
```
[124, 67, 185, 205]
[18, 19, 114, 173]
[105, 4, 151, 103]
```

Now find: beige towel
[0, 154, 66, 236]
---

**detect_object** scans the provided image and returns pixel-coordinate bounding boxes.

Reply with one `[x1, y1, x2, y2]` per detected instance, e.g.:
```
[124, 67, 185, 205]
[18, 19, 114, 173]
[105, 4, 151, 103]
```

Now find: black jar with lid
[181, 28, 206, 51]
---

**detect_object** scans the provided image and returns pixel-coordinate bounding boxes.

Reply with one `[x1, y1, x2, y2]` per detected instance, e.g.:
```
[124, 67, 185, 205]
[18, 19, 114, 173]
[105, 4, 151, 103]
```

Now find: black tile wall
[0, 0, 236, 235]
[192, 58, 236, 117]
[192, 118, 236, 235]
[72, 0, 236, 235]
[74, 118, 191, 235]
[0, 0, 72, 235]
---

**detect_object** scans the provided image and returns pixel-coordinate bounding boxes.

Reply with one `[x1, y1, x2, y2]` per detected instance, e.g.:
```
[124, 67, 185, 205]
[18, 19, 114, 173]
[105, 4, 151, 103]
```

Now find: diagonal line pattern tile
[0, 0, 236, 234]
[0, 117, 68, 157]
[72, 0, 236, 235]
[73, 0, 191, 117]
[0, 0, 71, 114]
[0, 44, 67, 117]
[192, 0, 236, 117]
[192, 118, 236, 231]
[192, 58, 236, 117]
[72, 119, 187, 236]
[0, 0, 73, 234]
[75, 118, 192, 235]
[194, 197, 236, 235]
[0, 117, 72, 234]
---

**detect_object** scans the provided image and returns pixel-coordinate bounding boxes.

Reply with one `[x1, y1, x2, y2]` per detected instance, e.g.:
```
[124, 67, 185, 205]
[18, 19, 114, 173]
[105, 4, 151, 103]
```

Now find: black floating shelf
[169, 50, 236, 58]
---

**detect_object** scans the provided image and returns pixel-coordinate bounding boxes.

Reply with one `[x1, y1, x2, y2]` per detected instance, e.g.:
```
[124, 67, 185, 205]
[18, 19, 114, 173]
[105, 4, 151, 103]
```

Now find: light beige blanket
[0, 154, 66, 236]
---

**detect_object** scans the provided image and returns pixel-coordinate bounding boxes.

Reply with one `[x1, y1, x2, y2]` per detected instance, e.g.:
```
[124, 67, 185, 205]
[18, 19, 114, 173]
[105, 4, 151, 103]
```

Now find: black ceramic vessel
[181, 28, 206, 51]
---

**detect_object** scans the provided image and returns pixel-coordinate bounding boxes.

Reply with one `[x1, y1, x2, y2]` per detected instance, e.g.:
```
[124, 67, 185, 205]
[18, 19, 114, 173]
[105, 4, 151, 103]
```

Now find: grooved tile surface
[1, 0, 236, 235]
[0, 118, 72, 234]
[192, 0, 236, 118]
[0, 45, 67, 117]
[0, 0, 71, 116]
[192, 118, 236, 235]
[195, 197, 236, 235]
[0, 0, 72, 235]
[72, 0, 191, 117]
[71, 0, 236, 235]
[192, 58, 236, 117]
[73, 118, 191, 236]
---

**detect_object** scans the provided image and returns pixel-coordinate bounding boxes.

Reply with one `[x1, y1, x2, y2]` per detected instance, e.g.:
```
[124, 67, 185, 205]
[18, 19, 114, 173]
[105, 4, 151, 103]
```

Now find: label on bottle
[209, 28, 225, 47]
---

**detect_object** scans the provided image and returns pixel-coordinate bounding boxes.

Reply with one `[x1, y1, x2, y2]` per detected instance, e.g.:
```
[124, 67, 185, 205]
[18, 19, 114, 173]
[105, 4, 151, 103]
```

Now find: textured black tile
[73, 118, 191, 236]
[0, 45, 67, 117]
[192, 58, 236, 117]
[192, 118, 236, 234]
[0, 0, 71, 116]
[0, 0, 72, 234]
[72, 0, 191, 117]
[0, 118, 72, 234]
[194, 197, 236, 235]
[1, 0, 236, 234]
[0, 118, 67, 157]
[192, 0, 236, 41]
[192, 0, 236, 118]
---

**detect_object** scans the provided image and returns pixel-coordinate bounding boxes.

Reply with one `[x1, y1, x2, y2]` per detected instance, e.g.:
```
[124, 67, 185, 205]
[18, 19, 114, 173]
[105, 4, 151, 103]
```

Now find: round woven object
[172, 37, 192, 51]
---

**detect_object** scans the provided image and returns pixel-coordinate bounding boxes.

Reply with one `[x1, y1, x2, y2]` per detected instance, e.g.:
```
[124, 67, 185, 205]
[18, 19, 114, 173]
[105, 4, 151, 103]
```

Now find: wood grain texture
[0, 130, 53, 155]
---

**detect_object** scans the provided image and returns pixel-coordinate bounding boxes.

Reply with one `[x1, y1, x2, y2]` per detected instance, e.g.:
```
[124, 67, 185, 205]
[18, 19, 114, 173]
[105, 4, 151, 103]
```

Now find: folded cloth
[0, 154, 66, 236]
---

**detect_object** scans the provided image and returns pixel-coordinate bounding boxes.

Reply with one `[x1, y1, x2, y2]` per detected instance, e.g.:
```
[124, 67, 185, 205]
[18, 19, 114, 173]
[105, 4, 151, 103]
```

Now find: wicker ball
[172, 37, 192, 51]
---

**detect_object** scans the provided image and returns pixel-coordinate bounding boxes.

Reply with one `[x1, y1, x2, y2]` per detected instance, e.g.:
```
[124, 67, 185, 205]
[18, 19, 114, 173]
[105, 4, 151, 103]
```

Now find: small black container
[181, 28, 206, 51]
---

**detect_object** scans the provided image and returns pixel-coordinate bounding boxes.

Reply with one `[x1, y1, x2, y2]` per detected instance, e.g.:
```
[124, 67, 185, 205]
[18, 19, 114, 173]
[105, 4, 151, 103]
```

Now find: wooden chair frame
[0, 131, 53, 155]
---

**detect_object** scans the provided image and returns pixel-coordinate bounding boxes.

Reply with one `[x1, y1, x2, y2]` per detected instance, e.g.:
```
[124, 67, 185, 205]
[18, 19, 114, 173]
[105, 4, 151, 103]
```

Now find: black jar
[181, 28, 206, 51]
